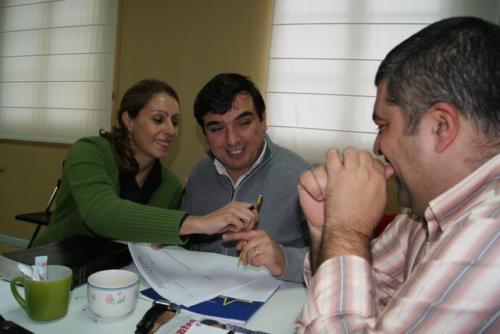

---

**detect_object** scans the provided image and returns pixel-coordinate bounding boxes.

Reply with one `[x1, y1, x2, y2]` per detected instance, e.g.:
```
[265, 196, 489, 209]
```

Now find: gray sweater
[181, 137, 311, 282]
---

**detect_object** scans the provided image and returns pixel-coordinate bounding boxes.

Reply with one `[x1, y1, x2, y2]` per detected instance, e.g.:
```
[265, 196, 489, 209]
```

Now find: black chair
[15, 178, 61, 248]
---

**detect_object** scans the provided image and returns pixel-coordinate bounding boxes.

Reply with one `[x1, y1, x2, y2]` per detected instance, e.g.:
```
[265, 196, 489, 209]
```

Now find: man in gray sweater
[181, 73, 310, 282]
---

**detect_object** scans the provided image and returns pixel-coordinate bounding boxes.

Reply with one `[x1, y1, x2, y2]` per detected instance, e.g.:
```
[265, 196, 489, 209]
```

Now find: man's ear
[261, 110, 267, 130]
[429, 102, 459, 153]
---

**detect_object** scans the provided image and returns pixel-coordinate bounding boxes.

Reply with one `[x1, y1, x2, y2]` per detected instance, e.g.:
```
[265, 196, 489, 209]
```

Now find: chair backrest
[44, 178, 61, 214]
[15, 177, 61, 248]
[43, 160, 64, 214]
[15, 162, 64, 248]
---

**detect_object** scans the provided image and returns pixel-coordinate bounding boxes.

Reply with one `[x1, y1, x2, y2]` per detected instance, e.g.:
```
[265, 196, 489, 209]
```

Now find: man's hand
[323, 148, 388, 236]
[297, 165, 328, 270]
[223, 230, 285, 277]
[180, 202, 258, 235]
[297, 165, 328, 241]
[298, 148, 392, 272]
[318, 148, 389, 265]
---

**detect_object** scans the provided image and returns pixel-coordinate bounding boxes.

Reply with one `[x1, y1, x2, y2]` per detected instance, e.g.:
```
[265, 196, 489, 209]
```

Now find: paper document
[129, 243, 281, 307]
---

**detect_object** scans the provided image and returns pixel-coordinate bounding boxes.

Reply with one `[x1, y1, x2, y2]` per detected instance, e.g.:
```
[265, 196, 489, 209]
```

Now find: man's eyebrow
[205, 120, 221, 128]
[235, 111, 254, 120]
[205, 111, 255, 128]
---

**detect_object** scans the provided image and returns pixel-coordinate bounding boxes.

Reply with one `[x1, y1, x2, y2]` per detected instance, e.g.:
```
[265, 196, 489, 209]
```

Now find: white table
[0, 278, 306, 333]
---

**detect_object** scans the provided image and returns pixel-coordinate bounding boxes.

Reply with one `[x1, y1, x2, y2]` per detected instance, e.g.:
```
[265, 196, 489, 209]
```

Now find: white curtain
[0, 0, 118, 143]
[266, 0, 500, 163]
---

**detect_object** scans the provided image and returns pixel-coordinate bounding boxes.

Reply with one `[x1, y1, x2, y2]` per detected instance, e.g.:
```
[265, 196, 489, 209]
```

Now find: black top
[119, 159, 162, 204]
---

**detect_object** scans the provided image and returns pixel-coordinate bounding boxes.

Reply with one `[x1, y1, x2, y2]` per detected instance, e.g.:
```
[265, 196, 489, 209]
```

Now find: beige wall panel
[116, 0, 274, 182]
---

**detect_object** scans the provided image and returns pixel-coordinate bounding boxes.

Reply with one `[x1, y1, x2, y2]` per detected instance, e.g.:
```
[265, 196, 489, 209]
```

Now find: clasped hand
[297, 148, 394, 269]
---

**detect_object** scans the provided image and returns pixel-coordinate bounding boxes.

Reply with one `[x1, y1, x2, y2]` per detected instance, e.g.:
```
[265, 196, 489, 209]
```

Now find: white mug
[87, 269, 139, 320]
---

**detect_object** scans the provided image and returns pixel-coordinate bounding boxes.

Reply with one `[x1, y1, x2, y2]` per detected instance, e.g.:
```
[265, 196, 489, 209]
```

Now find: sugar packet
[33, 255, 48, 281]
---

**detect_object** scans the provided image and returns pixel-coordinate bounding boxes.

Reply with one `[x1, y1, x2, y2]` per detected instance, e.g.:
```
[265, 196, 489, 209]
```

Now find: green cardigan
[34, 136, 187, 246]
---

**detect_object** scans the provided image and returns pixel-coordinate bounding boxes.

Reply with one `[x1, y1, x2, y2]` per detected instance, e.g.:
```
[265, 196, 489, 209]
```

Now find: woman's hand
[179, 202, 258, 235]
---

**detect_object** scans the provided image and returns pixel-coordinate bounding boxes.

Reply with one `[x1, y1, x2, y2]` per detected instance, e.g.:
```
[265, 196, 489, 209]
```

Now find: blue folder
[140, 287, 264, 323]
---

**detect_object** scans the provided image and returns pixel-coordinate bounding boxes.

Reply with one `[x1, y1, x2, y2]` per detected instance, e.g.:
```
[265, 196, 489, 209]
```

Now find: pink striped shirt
[297, 154, 500, 333]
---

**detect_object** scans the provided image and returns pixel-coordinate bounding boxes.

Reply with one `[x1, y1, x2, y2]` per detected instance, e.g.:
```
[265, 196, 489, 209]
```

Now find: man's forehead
[227, 92, 254, 111]
[204, 102, 256, 123]
[204, 93, 257, 122]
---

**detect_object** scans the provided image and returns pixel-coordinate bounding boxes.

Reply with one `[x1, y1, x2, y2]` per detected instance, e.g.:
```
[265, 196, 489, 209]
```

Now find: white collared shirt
[213, 140, 268, 189]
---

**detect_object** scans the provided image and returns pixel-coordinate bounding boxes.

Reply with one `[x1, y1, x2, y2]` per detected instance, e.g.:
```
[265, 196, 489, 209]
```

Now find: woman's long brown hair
[100, 79, 180, 173]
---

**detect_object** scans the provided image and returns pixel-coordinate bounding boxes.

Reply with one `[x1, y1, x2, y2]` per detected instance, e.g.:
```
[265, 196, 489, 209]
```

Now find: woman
[34, 79, 257, 246]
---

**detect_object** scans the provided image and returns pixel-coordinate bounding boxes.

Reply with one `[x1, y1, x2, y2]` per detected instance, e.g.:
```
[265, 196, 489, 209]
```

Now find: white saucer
[85, 305, 135, 323]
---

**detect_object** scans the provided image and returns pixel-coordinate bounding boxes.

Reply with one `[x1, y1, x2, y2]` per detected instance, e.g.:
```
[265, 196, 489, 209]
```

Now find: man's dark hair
[375, 16, 500, 142]
[193, 73, 266, 133]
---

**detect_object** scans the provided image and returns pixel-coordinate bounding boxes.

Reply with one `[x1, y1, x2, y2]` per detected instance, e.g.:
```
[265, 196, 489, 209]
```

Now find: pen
[255, 194, 264, 213]
[135, 300, 179, 334]
[238, 194, 264, 265]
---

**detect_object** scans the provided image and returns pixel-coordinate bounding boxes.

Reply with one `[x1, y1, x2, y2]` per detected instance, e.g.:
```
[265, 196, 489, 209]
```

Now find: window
[266, 0, 499, 163]
[0, 0, 118, 143]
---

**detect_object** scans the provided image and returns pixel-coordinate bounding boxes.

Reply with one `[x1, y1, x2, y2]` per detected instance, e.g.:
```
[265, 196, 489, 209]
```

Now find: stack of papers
[128, 244, 281, 324]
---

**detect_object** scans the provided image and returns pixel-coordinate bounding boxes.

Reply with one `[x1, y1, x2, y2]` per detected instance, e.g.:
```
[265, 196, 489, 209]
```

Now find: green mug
[10, 265, 72, 321]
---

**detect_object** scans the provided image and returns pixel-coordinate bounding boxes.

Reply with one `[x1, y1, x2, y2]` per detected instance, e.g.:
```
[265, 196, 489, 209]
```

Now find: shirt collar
[424, 153, 500, 239]
[213, 139, 268, 188]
